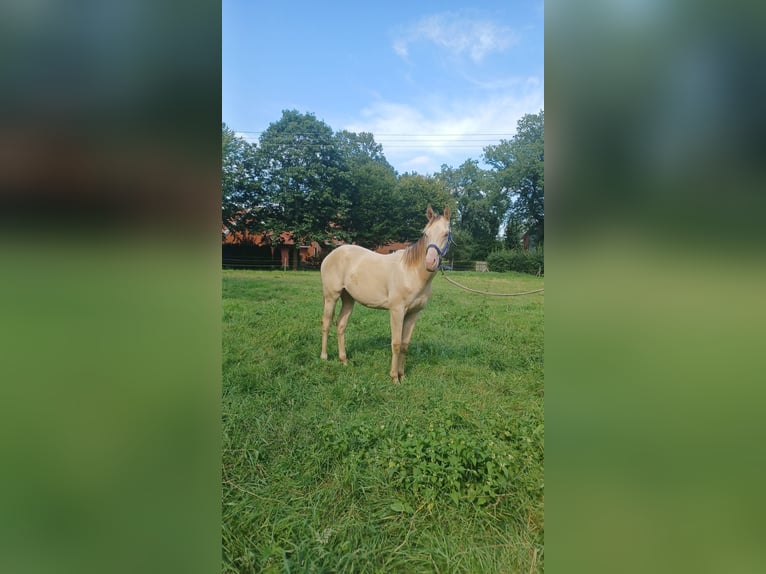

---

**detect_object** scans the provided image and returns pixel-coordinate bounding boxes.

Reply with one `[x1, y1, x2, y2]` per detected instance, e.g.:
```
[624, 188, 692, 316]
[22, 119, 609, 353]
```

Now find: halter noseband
[426, 229, 452, 269]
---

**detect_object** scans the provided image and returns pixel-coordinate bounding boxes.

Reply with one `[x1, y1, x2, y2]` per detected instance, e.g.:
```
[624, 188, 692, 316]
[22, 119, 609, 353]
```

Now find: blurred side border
[0, 2, 221, 574]
[547, 1, 766, 572]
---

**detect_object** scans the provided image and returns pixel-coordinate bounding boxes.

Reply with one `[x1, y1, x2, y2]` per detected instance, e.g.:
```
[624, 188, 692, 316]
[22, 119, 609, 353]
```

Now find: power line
[236, 130, 513, 137]
[234, 133, 510, 149]
[231, 129, 514, 156]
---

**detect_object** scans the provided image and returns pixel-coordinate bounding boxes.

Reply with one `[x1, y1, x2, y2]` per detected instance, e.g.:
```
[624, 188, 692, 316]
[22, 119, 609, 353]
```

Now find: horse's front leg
[398, 311, 421, 380]
[388, 308, 405, 383]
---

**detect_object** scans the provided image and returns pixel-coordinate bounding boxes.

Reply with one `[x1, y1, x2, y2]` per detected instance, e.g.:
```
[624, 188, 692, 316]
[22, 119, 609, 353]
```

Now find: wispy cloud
[393, 12, 519, 63]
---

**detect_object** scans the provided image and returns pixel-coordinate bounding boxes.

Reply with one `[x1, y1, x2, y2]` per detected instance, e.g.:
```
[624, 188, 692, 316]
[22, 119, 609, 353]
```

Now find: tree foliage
[484, 111, 545, 246]
[222, 123, 260, 235]
[335, 130, 398, 248]
[221, 108, 544, 262]
[438, 160, 506, 259]
[392, 173, 455, 242]
[255, 110, 350, 250]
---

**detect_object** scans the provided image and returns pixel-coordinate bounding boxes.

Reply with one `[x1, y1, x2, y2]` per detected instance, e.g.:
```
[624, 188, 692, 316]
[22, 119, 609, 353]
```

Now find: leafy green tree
[334, 129, 390, 166]
[484, 111, 544, 246]
[502, 214, 527, 250]
[392, 173, 455, 243]
[438, 159, 507, 259]
[447, 228, 479, 265]
[222, 123, 261, 236]
[255, 110, 350, 267]
[334, 130, 398, 248]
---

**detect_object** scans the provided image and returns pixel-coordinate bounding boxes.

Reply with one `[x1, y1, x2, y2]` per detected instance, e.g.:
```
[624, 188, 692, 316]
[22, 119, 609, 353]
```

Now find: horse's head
[424, 205, 452, 272]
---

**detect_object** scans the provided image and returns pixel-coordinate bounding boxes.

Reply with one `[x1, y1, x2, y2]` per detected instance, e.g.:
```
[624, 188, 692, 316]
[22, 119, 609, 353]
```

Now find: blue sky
[223, 1, 543, 174]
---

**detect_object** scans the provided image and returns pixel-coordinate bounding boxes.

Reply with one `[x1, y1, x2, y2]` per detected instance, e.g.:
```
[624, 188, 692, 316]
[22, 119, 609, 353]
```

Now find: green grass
[222, 269, 544, 573]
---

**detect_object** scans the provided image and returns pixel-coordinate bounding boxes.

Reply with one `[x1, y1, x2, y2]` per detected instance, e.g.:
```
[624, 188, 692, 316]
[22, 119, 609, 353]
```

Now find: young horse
[320, 206, 451, 383]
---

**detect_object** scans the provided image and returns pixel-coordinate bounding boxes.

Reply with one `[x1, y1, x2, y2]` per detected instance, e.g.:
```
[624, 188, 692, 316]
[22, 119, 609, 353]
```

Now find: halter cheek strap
[426, 229, 452, 267]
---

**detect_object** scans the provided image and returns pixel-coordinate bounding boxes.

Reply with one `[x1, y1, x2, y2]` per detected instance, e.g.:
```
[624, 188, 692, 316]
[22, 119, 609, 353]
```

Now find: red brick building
[222, 226, 321, 269]
[223, 218, 413, 269]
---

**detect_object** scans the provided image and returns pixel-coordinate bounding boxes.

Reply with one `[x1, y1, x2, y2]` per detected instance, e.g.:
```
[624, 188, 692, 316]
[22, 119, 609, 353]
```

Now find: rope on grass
[439, 268, 544, 297]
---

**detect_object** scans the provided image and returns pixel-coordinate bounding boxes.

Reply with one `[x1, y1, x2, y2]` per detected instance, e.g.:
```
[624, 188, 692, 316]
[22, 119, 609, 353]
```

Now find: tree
[392, 173, 455, 242]
[334, 130, 390, 166]
[483, 111, 544, 246]
[502, 215, 526, 250]
[334, 130, 398, 248]
[255, 110, 350, 268]
[222, 122, 261, 236]
[437, 159, 506, 260]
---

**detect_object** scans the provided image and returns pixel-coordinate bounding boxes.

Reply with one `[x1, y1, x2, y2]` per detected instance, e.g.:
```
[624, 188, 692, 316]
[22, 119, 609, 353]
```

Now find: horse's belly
[344, 273, 390, 309]
[359, 298, 390, 310]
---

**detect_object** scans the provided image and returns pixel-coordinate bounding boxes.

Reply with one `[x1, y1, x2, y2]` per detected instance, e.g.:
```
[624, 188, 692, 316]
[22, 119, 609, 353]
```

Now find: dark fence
[222, 245, 508, 273]
[222, 244, 282, 270]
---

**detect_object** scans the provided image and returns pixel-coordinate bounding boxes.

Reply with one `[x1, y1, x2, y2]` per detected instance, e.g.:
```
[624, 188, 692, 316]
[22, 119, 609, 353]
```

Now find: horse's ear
[426, 205, 435, 221]
[444, 206, 451, 221]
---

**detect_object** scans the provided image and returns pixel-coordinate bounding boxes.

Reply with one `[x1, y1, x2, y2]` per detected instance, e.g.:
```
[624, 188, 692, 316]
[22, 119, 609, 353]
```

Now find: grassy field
[222, 269, 544, 573]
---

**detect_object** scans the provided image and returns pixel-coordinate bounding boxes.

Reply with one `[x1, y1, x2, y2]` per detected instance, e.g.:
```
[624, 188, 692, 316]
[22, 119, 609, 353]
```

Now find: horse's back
[321, 245, 397, 305]
[322, 245, 387, 276]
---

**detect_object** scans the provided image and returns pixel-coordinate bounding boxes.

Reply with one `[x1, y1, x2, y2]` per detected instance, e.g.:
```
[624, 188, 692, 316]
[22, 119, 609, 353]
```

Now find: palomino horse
[320, 206, 452, 383]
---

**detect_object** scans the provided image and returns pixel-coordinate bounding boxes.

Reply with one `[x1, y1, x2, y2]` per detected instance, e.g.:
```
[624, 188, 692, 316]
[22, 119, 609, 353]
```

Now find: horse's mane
[402, 217, 440, 269]
[402, 234, 427, 269]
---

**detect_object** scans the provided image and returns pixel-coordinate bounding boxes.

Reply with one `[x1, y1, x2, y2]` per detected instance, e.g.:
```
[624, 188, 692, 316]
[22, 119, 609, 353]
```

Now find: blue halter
[426, 229, 452, 269]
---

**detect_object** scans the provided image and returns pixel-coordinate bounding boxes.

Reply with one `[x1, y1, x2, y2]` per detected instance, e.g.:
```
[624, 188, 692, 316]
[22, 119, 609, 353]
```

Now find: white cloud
[392, 39, 408, 59]
[393, 13, 520, 63]
[400, 155, 434, 171]
[345, 79, 543, 174]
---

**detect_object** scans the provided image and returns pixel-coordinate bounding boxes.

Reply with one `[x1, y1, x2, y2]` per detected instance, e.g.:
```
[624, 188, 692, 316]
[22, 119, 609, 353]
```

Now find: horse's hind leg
[336, 290, 355, 365]
[320, 294, 338, 361]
